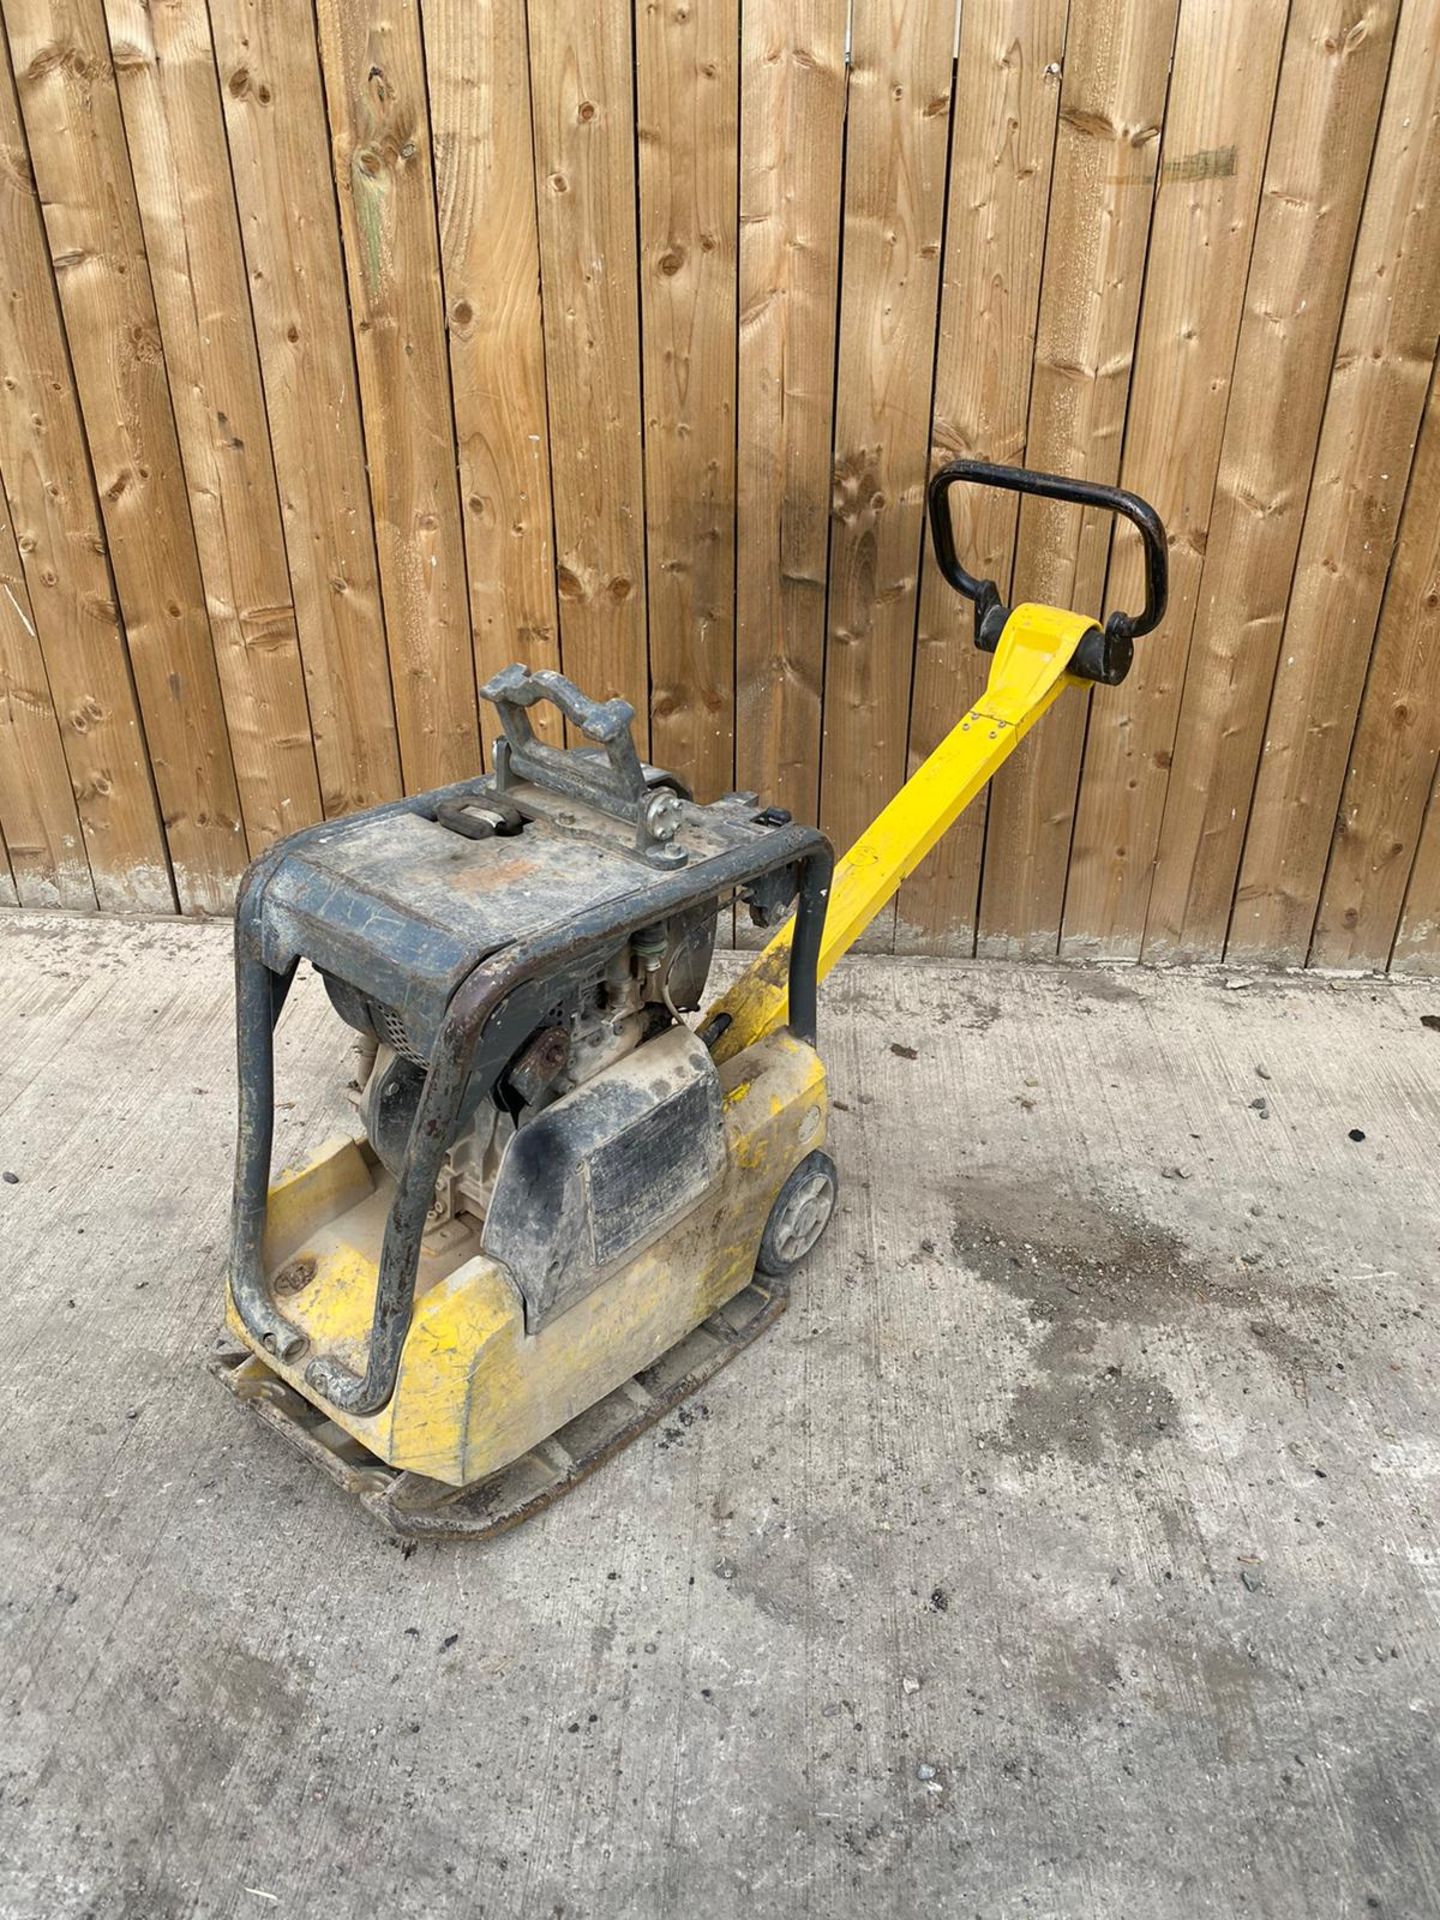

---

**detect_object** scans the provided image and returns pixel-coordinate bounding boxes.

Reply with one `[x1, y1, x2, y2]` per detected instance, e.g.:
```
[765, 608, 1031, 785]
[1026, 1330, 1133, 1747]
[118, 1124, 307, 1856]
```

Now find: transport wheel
[756, 1151, 838, 1277]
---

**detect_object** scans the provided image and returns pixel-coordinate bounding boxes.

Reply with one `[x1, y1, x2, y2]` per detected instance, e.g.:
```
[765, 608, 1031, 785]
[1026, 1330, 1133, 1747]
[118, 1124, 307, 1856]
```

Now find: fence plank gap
[817, 0, 958, 952]
[1061, 0, 1290, 961]
[1229, 1, 1440, 966]
[1143, 0, 1402, 964]
[1392, 756, 1440, 974]
[105, 0, 324, 856]
[314, 0, 480, 791]
[637, 0, 738, 801]
[5, 0, 246, 913]
[527, 0, 650, 745]
[1313, 352, 1440, 969]
[212, 0, 403, 820]
[0, 32, 172, 910]
[423, 0, 561, 753]
[976, 0, 1178, 959]
[733, 0, 847, 827]
[0, 487, 96, 907]
[896, 0, 1068, 957]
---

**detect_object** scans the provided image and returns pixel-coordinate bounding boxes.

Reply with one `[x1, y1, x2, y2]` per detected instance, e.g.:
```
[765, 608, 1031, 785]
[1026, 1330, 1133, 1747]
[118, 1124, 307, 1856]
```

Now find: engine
[327, 901, 720, 1237]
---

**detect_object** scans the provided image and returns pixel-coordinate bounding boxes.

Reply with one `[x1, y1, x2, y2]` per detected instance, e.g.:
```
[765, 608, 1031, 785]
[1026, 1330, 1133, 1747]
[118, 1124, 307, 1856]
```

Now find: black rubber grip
[927, 459, 1168, 678]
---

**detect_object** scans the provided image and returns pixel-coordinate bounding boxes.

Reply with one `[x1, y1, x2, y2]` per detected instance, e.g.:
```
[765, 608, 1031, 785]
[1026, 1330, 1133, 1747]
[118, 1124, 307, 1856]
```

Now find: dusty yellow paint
[227, 1029, 826, 1486]
[263, 1139, 373, 1268]
[705, 604, 1096, 1062]
[227, 603, 1089, 1488]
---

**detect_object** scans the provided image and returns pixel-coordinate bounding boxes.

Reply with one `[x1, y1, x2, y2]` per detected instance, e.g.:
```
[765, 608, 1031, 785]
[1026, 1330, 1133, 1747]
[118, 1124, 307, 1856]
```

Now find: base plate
[209, 1276, 788, 1541]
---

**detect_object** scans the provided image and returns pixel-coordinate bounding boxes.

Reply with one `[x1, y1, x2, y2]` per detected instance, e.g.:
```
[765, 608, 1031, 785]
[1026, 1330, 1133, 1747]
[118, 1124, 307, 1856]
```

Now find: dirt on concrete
[1, 916, 1437, 1919]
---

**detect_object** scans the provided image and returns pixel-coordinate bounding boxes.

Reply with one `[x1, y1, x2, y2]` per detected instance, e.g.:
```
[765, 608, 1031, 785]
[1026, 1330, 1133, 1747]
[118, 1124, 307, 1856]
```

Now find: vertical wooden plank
[0, 484, 96, 906]
[1061, 0, 1290, 960]
[975, 0, 1178, 958]
[733, 0, 846, 823]
[0, 830, 15, 907]
[212, 0, 402, 818]
[1230, 7, 1440, 966]
[1312, 355, 1440, 969]
[1391, 763, 1440, 974]
[103, 0, 323, 854]
[1144, 0, 1401, 963]
[422, 0, 560, 750]
[3, 0, 246, 912]
[636, 0, 737, 800]
[816, 0, 957, 933]
[313, 0, 479, 790]
[528, 0, 649, 741]
[894, 0, 1068, 955]
[0, 34, 171, 910]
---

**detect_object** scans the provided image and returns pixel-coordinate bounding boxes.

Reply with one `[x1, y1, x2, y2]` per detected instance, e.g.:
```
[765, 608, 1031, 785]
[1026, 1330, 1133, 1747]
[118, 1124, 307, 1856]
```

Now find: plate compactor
[213, 460, 1167, 1538]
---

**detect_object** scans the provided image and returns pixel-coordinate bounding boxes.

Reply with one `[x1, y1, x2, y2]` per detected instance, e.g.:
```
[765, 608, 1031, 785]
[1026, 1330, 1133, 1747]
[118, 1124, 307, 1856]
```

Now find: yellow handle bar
[702, 601, 1098, 1065]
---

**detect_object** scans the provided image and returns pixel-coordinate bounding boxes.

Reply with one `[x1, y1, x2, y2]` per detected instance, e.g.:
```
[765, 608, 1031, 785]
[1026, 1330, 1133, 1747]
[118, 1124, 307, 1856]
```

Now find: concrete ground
[1, 912, 1438, 1920]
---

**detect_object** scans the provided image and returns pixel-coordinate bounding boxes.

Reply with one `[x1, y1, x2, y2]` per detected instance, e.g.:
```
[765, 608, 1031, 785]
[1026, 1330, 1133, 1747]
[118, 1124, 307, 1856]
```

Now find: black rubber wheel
[755, 1150, 838, 1277]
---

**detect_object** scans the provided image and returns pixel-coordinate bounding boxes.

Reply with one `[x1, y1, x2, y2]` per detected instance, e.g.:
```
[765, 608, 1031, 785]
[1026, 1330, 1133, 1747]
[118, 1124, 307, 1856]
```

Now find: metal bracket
[482, 664, 689, 867]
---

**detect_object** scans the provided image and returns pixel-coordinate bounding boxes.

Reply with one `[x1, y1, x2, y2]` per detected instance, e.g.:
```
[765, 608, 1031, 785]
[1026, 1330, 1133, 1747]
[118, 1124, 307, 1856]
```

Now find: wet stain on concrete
[950, 1179, 1337, 1463]
[997, 1337, 1179, 1463]
[1031, 1634, 1124, 1726]
[947, 993, 1002, 1032]
[1248, 1318, 1326, 1399]
[1062, 969, 1144, 1006]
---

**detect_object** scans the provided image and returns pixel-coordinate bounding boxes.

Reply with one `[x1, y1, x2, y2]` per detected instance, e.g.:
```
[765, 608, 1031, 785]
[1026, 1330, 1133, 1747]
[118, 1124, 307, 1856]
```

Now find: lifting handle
[927, 459, 1168, 687]
[483, 663, 653, 809]
[481, 662, 695, 865]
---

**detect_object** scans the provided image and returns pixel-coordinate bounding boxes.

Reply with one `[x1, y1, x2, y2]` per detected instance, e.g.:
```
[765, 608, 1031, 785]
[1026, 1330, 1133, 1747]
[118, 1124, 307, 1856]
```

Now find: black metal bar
[926, 458, 1169, 655]
[303, 1007, 476, 1415]
[229, 848, 303, 1363]
[785, 842, 831, 1048]
[228, 822, 832, 1419]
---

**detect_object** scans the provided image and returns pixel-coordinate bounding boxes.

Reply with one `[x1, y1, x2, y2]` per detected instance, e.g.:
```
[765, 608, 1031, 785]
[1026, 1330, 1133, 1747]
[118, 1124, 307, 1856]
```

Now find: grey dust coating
[1, 913, 1437, 1919]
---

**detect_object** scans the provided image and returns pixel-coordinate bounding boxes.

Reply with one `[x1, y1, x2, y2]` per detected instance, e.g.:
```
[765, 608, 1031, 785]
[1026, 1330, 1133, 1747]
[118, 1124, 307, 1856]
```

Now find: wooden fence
[1, 0, 1438, 973]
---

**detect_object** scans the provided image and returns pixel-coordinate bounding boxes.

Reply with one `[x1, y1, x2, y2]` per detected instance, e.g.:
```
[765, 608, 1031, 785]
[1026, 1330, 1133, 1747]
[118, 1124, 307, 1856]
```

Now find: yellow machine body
[226, 1029, 825, 1486]
[220, 534, 1156, 1535]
